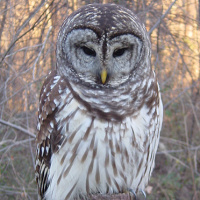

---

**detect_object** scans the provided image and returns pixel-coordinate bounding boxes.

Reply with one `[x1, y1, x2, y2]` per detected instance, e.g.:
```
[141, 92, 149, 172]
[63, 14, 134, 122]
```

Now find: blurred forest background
[0, 0, 199, 199]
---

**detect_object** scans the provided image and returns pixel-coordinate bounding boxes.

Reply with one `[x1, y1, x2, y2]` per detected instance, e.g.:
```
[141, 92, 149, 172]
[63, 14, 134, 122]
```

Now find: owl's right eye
[81, 46, 96, 57]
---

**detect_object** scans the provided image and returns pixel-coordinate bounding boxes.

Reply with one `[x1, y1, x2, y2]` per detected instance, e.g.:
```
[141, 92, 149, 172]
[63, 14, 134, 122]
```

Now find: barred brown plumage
[35, 3, 163, 200]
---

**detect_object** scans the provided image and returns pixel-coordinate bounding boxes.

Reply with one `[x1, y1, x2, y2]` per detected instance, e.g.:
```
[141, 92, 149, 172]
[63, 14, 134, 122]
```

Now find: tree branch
[0, 119, 35, 138]
[0, 0, 55, 65]
[148, 0, 177, 36]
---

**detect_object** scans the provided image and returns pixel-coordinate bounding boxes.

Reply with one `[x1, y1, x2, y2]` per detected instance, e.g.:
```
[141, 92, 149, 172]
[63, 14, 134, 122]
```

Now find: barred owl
[35, 3, 163, 200]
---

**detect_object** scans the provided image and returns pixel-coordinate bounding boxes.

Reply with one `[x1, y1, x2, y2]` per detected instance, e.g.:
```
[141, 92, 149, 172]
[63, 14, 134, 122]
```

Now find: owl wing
[35, 70, 66, 198]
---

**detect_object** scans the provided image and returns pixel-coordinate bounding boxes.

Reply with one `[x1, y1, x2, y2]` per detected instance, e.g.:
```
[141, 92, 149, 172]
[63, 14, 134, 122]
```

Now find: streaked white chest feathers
[45, 86, 163, 200]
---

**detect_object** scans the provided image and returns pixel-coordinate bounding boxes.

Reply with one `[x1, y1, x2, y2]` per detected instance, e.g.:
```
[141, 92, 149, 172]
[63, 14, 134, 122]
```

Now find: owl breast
[44, 79, 162, 200]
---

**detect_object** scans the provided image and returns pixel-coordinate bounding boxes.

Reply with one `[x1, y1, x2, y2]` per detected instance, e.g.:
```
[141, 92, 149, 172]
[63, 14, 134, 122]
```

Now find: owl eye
[113, 48, 128, 58]
[81, 46, 96, 57]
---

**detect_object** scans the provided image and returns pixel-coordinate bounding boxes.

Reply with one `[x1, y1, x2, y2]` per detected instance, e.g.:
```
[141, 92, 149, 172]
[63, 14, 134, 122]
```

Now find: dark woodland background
[0, 0, 200, 199]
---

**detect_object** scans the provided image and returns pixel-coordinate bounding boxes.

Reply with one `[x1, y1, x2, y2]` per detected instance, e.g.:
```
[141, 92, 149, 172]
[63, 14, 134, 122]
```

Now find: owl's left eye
[81, 46, 96, 57]
[113, 48, 128, 58]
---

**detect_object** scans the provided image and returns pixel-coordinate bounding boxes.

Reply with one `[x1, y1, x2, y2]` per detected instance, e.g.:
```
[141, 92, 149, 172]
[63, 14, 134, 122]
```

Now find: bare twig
[0, 0, 8, 43]
[159, 142, 190, 169]
[163, 82, 199, 109]
[0, 138, 35, 153]
[157, 146, 200, 155]
[32, 26, 52, 80]
[148, 0, 177, 36]
[0, 119, 35, 138]
[0, 0, 55, 65]
[25, 88, 36, 169]
[181, 100, 198, 200]
[0, 76, 46, 106]
[187, 93, 200, 132]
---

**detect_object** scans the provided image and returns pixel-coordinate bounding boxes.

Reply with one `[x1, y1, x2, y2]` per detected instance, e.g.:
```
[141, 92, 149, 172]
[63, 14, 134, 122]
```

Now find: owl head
[56, 4, 151, 89]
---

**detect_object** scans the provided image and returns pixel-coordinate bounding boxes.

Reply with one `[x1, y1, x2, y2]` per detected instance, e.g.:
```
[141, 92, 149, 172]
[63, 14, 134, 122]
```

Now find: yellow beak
[101, 69, 107, 84]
